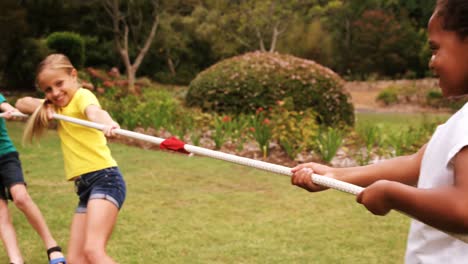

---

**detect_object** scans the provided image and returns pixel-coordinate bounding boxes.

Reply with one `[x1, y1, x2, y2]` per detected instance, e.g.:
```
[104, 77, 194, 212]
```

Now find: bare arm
[85, 105, 120, 137]
[0, 101, 19, 120]
[338, 144, 425, 187]
[360, 146, 468, 233]
[291, 145, 426, 192]
[15, 97, 43, 114]
[0, 102, 16, 112]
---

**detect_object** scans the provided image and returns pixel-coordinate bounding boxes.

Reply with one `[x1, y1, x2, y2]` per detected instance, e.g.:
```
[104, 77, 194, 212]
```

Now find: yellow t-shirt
[56, 88, 117, 180]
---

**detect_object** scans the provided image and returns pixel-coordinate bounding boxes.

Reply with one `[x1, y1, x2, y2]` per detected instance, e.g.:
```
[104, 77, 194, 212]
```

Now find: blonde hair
[23, 54, 75, 143]
[35, 53, 75, 88]
[23, 100, 55, 144]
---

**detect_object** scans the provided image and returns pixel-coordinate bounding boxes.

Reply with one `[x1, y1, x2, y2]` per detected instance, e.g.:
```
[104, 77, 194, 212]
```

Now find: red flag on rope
[160, 136, 190, 154]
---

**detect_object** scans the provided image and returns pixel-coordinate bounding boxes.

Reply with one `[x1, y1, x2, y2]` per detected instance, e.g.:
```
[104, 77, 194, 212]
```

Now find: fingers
[356, 191, 363, 204]
[291, 167, 316, 191]
[102, 122, 120, 138]
[355, 181, 392, 216]
[291, 164, 306, 173]
[291, 162, 316, 173]
[2, 110, 13, 120]
[3, 110, 24, 120]
[45, 105, 55, 120]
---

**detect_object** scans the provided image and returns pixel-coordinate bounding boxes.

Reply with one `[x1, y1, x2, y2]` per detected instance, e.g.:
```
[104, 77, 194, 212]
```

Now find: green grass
[4, 121, 409, 263]
[355, 112, 450, 131]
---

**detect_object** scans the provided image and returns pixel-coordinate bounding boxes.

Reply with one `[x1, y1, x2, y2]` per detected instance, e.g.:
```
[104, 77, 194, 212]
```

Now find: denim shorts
[0, 152, 26, 201]
[74, 167, 126, 213]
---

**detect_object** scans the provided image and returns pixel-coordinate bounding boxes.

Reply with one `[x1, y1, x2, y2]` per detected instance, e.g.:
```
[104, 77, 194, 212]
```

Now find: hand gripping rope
[4, 111, 468, 243]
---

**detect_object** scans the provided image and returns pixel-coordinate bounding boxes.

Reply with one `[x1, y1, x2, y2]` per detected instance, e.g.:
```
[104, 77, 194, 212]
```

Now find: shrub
[186, 51, 354, 127]
[426, 90, 443, 107]
[4, 38, 50, 90]
[376, 88, 399, 105]
[99, 88, 185, 131]
[82, 36, 119, 68]
[271, 98, 319, 159]
[314, 126, 344, 163]
[47, 31, 85, 69]
[249, 109, 273, 158]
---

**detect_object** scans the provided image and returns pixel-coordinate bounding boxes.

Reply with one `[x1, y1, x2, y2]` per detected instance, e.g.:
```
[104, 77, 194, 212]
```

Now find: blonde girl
[16, 54, 126, 264]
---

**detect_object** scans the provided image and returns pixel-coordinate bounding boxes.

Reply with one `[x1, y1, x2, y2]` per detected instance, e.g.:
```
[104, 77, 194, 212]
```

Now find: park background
[0, 0, 465, 263]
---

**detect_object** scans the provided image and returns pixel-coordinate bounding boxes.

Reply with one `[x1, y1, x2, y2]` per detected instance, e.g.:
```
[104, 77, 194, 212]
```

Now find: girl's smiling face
[36, 68, 79, 107]
[428, 12, 468, 97]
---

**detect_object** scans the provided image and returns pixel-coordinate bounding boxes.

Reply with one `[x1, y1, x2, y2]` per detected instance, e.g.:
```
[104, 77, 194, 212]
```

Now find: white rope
[184, 145, 364, 195]
[57, 114, 363, 195]
[5, 111, 468, 243]
[4, 111, 363, 195]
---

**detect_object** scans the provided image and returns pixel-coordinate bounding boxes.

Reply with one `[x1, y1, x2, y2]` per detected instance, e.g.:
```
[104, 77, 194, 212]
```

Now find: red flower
[103, 81, 114, 87]
[263, 118, 271, 125]
[222, 115, 231, 122]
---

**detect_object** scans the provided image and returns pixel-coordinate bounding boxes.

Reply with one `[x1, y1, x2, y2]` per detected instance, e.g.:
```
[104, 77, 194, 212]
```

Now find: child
[15, 54, 126, 264]
[291, 0, 468, 263]
[0, 95, 65, 264]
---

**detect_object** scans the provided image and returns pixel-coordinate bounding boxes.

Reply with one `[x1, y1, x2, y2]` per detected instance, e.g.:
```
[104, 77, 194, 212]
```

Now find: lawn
[355, 112, 450, 130]
[4, 121, 408, 263]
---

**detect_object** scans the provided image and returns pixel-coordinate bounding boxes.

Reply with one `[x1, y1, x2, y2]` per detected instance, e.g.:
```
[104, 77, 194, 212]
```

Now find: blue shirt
[0, 94, 16, 156]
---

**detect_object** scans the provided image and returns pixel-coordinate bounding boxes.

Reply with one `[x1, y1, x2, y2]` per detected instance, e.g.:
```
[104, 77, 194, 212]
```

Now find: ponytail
[23, 100, 54, 144]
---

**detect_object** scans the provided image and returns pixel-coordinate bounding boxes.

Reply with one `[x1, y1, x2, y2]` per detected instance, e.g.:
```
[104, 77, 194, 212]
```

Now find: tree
[277, 19, 333, 66]
[153, 0, 196, 77]
[191, 0, 301, 54]
[103, 0, 160, 94]
[0, 0, 28, 87]
[352, 9, 419, 77]
[237, 0, 296, 52]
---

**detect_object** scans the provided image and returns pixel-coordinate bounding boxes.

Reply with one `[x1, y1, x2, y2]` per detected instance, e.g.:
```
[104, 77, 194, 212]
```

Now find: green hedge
[46, 31, 85, 69]
[186, 52, 354, 127]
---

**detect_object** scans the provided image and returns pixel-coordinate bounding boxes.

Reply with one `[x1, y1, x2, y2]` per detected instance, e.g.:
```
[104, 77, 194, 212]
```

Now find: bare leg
[83, 199, 119, 264]
[67, 213, 90, 264]
[0, 199, 23, 264]
[9, 184, 64, 260]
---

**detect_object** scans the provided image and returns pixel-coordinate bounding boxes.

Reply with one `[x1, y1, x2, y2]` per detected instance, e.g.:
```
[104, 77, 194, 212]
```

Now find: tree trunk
[255, 28, 266, 52]
[104, 0, 159, 95]
[269, 26, 279, 52]
[166, 50, 176, 76]
[127, 67, 136, 94]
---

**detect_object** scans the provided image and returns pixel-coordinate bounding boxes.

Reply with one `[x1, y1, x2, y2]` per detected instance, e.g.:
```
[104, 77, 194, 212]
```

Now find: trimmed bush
[46, 31, 85, 69]
[186, 52, 354, 127]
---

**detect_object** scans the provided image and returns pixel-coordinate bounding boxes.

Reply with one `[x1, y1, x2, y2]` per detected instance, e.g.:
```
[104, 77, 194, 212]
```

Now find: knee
[66, 255, 87, 264]
[12, 192, 33, 210]
[83, 246, 106, 262]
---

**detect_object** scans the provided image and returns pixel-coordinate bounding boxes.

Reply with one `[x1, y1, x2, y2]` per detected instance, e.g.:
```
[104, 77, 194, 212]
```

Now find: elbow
[452, 203, 468, 233]
[85, 109, 101, 122]
[15, 97, 35, 114]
